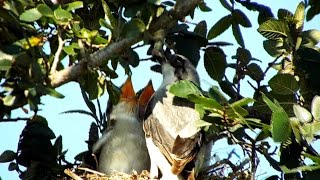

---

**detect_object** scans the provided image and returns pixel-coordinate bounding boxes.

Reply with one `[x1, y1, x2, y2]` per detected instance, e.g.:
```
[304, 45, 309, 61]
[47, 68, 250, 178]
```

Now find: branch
[50, 30, 66, 74]
[0, 117, 30, 122]
[48, 0, 202, 88]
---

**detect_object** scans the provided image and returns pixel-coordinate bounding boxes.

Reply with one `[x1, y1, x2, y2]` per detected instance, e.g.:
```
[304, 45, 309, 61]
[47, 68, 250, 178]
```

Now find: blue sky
[1, 1, 319, 179]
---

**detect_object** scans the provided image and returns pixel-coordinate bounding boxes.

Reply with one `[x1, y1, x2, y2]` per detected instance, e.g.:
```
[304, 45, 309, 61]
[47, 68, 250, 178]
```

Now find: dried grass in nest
[64, 167, 151, 180]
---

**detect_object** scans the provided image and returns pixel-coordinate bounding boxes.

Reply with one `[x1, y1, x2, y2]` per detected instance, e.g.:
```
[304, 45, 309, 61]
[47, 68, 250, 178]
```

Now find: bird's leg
[145, 138, 183, 180]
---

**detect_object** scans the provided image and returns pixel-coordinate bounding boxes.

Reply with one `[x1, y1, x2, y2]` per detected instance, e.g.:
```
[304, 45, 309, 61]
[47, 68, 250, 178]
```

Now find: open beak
[138, 80, 155, 119]
[120, 77, 136, 102]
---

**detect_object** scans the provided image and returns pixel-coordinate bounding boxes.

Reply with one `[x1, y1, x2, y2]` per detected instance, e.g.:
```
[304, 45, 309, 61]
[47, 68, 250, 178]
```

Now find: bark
[48, 0, 202, 88]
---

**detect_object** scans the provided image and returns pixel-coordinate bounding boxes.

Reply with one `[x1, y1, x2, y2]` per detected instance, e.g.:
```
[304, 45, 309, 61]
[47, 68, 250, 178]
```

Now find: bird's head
[118, 77, 138, 112]
[159, 54, 200, 86]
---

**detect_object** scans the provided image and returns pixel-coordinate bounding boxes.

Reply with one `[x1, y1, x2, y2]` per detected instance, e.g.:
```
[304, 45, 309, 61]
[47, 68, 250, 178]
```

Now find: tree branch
[48, 0, 202, 88]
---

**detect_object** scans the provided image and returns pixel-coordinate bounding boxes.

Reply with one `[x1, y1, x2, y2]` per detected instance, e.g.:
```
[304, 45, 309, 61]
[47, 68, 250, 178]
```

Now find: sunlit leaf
[303, 153, 320, 165]
[45, 87, 65, 99]
[208, 15, 232, 40]
[187, 94, 223, 110]
[293, 104, 312, 123]
[20, 8, 42, 22]
[262, 93, 291, 142]
[263, 39, 286, 57]
[293, 2, 305, 30]
[54, 7, 72, 22]
[269, 74, 299, 95]
[2, 95, 16, 106]
[231, 98, 255, 107]
[169, 80, 202, 98]
[301, 29, 320, 48]
[195, 119, 212, 128]
[312, 96, 320, 120]
[37, 4, 53, 17]
[63, 1, 83, 11]
[258, 19, 290, 40]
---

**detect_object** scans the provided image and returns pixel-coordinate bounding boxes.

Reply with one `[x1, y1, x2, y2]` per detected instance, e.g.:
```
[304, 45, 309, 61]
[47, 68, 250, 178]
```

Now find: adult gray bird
[143, 54, 202, 179]
[93, 77, 153, 175]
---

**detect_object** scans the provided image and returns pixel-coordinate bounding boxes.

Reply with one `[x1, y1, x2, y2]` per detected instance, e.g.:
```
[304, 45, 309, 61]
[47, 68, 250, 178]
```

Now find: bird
[92, 77, 154, 175]
[143, 53, 202, 179]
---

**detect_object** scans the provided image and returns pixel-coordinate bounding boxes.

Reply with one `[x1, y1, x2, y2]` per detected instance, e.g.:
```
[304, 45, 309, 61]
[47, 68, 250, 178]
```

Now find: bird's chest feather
[153, 91, 200, 138]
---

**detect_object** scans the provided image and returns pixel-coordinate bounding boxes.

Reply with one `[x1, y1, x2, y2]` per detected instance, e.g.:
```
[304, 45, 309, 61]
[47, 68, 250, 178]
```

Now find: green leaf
[247, 63, 264, 81]
[187, 94, 223, 110]
[20, 8, 42, 22]
[8, 162, 17, 171]
[0, 150, 16, 163]
[303, 153, 320, 165]
[293, 104, 312, 123]
[293, 2, 305, 30]
[219, 0, 232, 12]
[195, 119, 212, 128]
[62, 110, 98, 121]
[122, 18, 145, 38]
[148, 0, 161, 5]
[232, 22, 245, 47]
[208, 15, 232, 40]
[101, 0, 117, 32]
[258, 19, 290, 40]
[231, 98, 255, 107]
[262, 93, 291, 142]
[169, 80, 202, 98]
[37, 4, 53, 17]
[45, 87, 65, 98]
[99, 18, 113, 31]
[263, 39, 286, 57]
[63, 1, 83, 11]
[204, 47, 226, 82]
[269, 74, 299, 95]
[277, 9, 293, 20]
[0, 59, 11, 71]
[312, 96, 320, 120]
[106, 80, 120, 105]
[281, 165, 320, 174]
[198, 1, 212, 12]
[194, 20, 207, 37]
[54, 7, 72, 22]
[2, 95, 16, 106]
[236, 48, 252, 65]
[54, 135, 63, 156]
[290, 117, 302, 142]
[233, 9, 252, 28]
[301, 29, 320, 48]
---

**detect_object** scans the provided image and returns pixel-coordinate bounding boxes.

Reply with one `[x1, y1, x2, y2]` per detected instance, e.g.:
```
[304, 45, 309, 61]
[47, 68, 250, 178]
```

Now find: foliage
[1, 0, 320, 179]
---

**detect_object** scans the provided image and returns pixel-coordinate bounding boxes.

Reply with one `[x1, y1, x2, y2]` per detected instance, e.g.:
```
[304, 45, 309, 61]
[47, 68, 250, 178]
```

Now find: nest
[64, 168, 151, 180]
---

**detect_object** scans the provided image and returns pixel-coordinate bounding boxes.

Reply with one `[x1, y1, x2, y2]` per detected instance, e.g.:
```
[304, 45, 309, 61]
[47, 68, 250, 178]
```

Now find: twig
[0, 117, 30, 122]
[50, 30, 66, 74]
[77, 167, 106, 176]
[64, 169, 83, 180]
[263, 52, 284, 75]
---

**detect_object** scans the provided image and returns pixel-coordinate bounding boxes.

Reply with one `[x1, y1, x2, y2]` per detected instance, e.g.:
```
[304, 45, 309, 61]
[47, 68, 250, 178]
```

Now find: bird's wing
[92, 129, 112, 154]
[143, 90, 202, 175]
